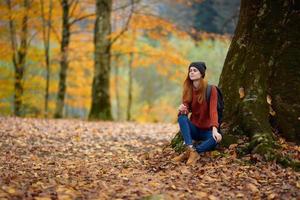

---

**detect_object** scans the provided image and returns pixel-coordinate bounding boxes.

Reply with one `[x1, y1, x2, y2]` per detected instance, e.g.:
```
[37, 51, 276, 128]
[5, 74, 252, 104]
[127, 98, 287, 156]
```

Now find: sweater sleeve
[209, 86, 219, 128]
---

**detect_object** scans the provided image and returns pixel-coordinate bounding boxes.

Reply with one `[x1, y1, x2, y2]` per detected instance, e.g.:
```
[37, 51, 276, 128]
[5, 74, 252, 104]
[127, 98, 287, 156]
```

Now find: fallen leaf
[246, 183, 259, 193]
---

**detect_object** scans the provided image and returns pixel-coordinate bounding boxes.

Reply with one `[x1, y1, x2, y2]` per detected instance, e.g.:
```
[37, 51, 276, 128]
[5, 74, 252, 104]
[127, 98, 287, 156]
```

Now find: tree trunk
[6, 0, 30, 117]
[15, 0, 28, 116]
[89, 0, 112, 120]
[54, 0, 70, 118]
[127, 52, 133, 121]
[40, 0, 53, 118]
[114, 55, 121, 121]
[218, 0, 300, 158]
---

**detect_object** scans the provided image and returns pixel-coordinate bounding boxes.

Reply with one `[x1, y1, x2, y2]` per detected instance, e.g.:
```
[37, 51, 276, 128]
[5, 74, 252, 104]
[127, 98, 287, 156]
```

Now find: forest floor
[0, 117, 299, 200]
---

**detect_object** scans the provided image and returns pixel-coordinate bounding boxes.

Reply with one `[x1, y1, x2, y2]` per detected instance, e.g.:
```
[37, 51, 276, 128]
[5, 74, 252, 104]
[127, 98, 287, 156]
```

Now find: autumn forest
[0, 0, 299, 199]
[0, 0, 235, 122]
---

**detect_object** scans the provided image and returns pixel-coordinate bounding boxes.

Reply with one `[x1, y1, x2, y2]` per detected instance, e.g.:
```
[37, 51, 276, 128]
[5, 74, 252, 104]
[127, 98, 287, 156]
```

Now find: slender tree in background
[218, 0, 300, 156]
[111, 1, 135, 121]
[54, 0, 94, 118]
[40, 0, 53, 118]
[126, 52, 134, 121]
[113, 55, 121, 120]
[54, 0, 71, 118]
[6, 0, 30, 116]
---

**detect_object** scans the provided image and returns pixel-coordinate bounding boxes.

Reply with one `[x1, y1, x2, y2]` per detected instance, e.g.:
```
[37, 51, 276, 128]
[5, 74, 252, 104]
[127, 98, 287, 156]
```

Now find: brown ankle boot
[186, 148, 200, 166]
[172, 147, 192, 162]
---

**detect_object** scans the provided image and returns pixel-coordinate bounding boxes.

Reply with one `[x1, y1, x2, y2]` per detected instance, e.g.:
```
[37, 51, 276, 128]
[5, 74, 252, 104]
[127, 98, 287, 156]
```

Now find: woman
[173, 61, 222, 165]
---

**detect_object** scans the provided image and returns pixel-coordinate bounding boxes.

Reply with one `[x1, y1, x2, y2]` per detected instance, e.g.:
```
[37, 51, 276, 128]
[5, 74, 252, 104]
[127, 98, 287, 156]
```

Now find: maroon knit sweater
[180, 86, 219, 130]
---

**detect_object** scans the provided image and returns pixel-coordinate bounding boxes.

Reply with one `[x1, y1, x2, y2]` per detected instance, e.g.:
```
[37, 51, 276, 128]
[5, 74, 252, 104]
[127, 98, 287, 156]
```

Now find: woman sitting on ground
[173, 61, 222, 165]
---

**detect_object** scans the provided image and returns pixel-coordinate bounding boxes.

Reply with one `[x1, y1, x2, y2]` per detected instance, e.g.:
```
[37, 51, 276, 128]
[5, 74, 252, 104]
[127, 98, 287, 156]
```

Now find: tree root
[170, 130, 300, 171]
[236, 132, 300, 171]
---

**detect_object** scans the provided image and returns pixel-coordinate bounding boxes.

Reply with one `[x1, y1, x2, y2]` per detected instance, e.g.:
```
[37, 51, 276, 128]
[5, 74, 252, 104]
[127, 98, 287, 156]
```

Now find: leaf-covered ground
[0, 117, 299, 200]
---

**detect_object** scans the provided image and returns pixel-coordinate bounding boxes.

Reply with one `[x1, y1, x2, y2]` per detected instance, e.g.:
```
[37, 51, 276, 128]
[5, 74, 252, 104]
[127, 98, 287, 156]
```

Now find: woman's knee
[209, 135, 218, 146]
[195, 138, 217, 153]
[177, 114, 188, 123]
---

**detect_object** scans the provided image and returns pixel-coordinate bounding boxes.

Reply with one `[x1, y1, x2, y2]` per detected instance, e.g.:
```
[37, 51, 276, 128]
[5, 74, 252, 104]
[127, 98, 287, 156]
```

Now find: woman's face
[189, 66, 202, 80]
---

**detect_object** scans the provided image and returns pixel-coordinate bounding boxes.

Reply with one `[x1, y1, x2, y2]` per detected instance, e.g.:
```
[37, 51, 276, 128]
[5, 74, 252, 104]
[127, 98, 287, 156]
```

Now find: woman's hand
[212, 127, 222, 143]
[178, 104, 188, 114]
[178, 104, 187, 112]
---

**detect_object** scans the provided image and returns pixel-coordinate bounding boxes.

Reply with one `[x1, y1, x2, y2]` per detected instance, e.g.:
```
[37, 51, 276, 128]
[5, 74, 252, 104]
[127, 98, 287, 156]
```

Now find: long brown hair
[182, 71, 208, 104]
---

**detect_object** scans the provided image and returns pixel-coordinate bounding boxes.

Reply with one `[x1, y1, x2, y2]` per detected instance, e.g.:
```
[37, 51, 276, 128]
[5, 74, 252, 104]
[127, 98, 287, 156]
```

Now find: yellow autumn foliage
[0, 1, 229, 122]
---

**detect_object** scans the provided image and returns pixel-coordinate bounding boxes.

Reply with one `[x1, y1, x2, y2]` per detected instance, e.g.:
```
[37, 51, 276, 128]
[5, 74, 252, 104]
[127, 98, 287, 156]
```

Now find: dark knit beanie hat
[189, 62, 207, 78]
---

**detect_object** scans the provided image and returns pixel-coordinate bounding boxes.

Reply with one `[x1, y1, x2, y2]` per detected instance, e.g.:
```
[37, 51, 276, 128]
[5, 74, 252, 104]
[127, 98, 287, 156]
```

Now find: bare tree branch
[67, 0, 77, 7]
[69, 13, 95, 26]
[110, 0, 134, 46]
[112, 0, 140, 12]
[68, 0, 79, 19]
[49, 22, 61, 43]
[27, 31, 39, 48]
[5, 0, 18, 67]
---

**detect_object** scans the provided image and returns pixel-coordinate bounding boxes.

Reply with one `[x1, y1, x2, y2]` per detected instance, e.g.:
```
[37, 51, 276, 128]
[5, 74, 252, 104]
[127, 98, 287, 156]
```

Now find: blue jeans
[178, 115, 217, 154]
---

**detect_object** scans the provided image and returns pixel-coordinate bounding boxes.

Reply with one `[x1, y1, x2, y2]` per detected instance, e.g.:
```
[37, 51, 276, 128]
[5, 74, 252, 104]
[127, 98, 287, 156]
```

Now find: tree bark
[218, 0, 300, 157]
[54, 0, 71, 118]
[89, 0, 112, 120]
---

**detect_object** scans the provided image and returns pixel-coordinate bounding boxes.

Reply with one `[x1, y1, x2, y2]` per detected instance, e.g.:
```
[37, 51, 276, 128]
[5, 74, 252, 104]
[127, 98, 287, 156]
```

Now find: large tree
[218, 0, 300, 156]
[89, 0, 134, 120]
[89, 0, 113, 120]
[171, 0, 300, 165]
